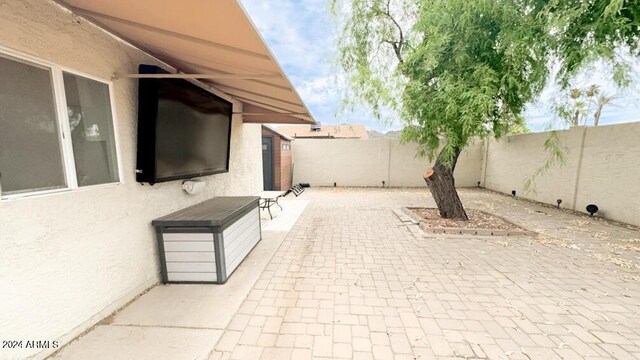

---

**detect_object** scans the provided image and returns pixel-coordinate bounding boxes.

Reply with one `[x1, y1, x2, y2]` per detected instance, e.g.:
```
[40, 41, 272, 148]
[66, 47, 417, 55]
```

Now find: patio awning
[57, 0, 315, 124]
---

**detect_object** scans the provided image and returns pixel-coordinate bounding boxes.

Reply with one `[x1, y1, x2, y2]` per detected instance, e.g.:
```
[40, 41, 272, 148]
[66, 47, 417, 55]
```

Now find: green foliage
[330, 0, 414, 117]
[506, 121, 530, 135]
[332, 0, 639, 168]
[544, 0, 640, 87]
[332, 0, 550, 165]
[552, 83, 619, 127]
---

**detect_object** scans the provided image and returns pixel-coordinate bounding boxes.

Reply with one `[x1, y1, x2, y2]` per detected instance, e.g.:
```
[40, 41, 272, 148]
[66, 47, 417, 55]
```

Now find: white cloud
[240, 0, 334, 80]
[297, 77, 337, 110]
[240, 0, 400, 132]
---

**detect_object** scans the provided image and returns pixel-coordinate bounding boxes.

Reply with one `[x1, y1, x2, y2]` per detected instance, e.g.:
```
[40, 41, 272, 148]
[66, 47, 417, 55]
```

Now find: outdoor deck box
[152, 196, 261, 284]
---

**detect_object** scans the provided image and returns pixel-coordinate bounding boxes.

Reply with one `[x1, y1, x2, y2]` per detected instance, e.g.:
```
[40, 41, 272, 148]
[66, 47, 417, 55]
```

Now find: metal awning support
[114, 73, 281, 80]
[233, 113, 310, 116]
[240, 103, 311, 124]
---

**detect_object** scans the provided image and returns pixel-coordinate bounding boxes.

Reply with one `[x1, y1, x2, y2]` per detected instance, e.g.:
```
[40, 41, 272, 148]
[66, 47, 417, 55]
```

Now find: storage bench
[152, 196, 261, 284]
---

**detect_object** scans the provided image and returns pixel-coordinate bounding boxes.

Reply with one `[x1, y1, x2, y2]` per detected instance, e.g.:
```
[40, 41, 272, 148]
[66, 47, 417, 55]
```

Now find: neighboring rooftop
[262, 124, 293, 141]
[276, 124, 369, 139]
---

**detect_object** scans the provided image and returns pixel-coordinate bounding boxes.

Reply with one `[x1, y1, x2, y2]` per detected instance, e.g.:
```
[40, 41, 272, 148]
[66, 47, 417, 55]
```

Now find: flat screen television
[136, 64, 232, 184]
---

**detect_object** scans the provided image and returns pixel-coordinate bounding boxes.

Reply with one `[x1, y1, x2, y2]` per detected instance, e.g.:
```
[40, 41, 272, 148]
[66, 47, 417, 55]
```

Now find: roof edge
[262, 124, 294, 141]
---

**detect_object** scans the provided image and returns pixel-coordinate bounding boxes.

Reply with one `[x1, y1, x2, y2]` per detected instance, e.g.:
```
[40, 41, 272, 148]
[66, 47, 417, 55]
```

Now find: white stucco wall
[292, 139, 483, 188]
[0, 1, 262, 359]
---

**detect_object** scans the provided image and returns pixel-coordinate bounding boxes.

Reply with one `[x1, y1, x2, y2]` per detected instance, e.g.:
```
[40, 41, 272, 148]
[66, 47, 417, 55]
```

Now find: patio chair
[283, 183, 305, 197]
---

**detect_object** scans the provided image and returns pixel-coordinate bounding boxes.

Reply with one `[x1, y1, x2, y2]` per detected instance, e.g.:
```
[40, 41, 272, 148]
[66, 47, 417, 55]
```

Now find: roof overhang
[261, 125, 294, 141]
[56, 0, 315, 124]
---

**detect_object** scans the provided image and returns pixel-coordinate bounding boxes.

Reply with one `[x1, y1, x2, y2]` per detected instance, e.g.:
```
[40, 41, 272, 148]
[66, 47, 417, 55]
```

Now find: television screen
[136, 65, 232, 184]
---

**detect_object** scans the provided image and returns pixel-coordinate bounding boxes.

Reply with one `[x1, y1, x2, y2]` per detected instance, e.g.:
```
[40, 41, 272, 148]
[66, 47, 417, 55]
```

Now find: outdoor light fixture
[333, 182, 336, 187]
[477, 181, 481, 188]
[586, 204, 599, 217]
[511, 190, 516, 197]
[382, 180, 386, 188]
[556, 199, 562, 209]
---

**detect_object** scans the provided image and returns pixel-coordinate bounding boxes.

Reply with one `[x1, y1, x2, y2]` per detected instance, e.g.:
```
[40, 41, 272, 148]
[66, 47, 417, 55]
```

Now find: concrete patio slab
[109, 199, 309, 330]
[51, 198, 308, 360]
[208, 187, 640, 360]
[50, 188, 640, 360]
[109, 229, 294, 330]
[51, 325, 220, 360]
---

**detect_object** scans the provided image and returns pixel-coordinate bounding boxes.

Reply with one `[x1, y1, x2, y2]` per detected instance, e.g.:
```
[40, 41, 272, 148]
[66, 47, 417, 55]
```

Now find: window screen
[0, 55, 66, 194]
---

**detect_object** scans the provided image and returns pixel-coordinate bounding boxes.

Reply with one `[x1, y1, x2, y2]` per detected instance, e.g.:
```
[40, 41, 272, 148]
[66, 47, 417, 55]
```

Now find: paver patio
[210, 188, 640, 360]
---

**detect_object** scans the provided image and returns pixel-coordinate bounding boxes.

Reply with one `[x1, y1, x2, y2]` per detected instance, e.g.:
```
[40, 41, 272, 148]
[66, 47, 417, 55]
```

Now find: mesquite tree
[331, 0, 548, 219]
[332, 0, 639, 220]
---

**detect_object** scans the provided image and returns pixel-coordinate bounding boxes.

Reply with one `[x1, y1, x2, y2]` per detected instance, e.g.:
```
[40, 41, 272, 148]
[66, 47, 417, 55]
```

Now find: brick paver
[210, 188, 640, 360]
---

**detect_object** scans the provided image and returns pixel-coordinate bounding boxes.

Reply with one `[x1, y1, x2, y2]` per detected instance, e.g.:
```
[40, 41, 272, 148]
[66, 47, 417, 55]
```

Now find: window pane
[63, 73, 119, 186]
[0, 55, 66, 195]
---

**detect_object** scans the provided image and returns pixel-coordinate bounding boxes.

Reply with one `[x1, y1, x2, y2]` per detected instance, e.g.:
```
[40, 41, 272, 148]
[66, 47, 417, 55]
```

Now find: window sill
[0, 181, 124, 202]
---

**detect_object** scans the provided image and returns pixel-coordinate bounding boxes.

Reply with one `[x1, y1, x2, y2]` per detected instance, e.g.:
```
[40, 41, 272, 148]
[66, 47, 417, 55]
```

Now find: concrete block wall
[482, 128, 585, 207]
[292, 139, 484, 188]
[483, 123, 640, 226]
[291, 123, 639, 226]
[574, 124, 640, 226]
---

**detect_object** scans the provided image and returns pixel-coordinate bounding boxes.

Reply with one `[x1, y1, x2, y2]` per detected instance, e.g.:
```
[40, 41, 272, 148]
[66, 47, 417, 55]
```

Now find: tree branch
[382, 0, 406, 64]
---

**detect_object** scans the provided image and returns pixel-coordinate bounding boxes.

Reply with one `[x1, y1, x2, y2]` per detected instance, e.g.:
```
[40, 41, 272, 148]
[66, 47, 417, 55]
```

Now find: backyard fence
[483, 122, 640, 226]
[291, 122, 640, 226]
[292, 138, 484, 188]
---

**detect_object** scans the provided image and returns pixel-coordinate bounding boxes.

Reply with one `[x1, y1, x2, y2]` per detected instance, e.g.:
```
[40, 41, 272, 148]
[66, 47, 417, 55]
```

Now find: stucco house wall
[0, 1, 262, 359]
[281, 141, 293, 191]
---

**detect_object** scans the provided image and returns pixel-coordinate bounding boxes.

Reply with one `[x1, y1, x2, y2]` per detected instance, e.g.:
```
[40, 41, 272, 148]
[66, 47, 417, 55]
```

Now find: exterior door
[262, 136, 274, 190]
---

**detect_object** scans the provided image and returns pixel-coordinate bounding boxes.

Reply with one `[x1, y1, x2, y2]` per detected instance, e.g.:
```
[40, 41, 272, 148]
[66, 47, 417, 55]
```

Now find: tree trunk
[593, 104, 603, 126]
[423, 147, 469, 220]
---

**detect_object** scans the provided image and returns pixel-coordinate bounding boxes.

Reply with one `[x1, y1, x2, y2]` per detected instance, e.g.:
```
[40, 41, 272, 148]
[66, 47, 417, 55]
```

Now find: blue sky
[240, 0, 639, 133]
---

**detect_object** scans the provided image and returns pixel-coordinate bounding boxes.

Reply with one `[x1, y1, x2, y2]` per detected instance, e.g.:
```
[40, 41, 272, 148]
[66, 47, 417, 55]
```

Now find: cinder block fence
[291, 123, 640, 226]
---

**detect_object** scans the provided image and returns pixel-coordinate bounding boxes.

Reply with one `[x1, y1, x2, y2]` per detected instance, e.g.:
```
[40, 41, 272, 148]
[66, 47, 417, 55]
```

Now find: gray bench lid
[152, 196, 260, 227]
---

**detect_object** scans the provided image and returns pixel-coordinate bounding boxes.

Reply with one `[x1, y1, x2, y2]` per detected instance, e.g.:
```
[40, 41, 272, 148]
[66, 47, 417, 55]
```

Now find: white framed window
[282, 143, 291, 150]
[0, 48, 121, 199]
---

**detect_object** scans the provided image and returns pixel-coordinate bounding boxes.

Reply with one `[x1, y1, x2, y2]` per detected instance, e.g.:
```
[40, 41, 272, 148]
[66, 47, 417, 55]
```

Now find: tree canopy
[546, 0, 640, 86]
[332, 0, 640, 164]
[332, 0, 639, 219]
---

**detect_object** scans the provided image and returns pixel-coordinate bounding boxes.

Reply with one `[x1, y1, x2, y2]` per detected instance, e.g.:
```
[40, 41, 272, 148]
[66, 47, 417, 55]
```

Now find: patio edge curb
[401, 207, 537, 237]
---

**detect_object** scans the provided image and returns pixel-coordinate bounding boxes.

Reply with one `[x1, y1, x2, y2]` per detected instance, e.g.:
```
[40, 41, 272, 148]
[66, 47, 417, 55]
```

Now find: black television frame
[135, 64, 233, 184]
